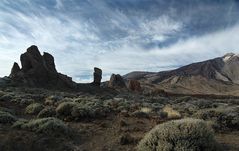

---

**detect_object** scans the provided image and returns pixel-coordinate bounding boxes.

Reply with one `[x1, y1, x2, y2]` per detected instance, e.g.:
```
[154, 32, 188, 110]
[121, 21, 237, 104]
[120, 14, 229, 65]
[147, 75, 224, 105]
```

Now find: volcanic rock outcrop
[92, 67, 102, 86]
[108, 74, 126, 88]
[9, 45, 75, 88]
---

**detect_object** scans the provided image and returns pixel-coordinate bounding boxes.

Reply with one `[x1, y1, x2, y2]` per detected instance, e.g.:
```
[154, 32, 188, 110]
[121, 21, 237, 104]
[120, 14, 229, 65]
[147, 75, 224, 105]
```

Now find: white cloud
[55, 0, 63, 9]
[1, 1, 239, 83]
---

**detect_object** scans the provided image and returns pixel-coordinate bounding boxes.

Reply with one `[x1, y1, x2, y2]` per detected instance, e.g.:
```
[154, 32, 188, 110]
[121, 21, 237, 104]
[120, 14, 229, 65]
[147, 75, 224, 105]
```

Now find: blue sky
[1, 0, 239, 82]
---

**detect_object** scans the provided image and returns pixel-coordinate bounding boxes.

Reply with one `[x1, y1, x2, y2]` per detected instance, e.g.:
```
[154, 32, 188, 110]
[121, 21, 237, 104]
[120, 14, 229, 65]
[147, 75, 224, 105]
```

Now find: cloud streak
[0, 0, 239, 82]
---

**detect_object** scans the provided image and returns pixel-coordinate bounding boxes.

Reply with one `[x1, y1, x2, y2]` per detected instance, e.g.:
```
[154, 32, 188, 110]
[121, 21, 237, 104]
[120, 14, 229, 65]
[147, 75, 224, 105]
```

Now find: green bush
[137, 118, 220, 151]
[0, 110, 17, 124]
[14, 117, 70, 135]
[0, 107, 14, 114]
[131, 110, 149, 118]
[174, 96, 192, 103]
[194, 106, 239, 131]
[45, 95, 63, 105]
[71, 103, 110, 119]
[0, 94, 13, 102]
[37, 107, 56, 118]
[20, 99, 35, 105]
[25, 103, 44, 114]
[56, 102, 77, 116]
[12, 119, 28, 128]
[0, 91, 5, 97]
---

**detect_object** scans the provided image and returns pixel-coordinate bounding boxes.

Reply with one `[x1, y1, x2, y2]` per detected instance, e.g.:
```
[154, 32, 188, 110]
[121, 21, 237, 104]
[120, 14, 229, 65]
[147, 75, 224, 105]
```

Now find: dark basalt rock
[9, 45, 75, 88]
[21, 45, 43, 72]
[93, 67, 102, 86]
[9, 62, 21, 78]
[0, 76, 11, 86]
[108, 74, 126, 88]
[43, 52, 57, 73]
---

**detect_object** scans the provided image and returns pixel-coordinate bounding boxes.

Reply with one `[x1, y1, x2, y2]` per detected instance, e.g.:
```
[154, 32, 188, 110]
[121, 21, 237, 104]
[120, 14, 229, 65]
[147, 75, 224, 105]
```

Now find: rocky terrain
[125, 53, 239, 96]
[0, 46, 239, 151]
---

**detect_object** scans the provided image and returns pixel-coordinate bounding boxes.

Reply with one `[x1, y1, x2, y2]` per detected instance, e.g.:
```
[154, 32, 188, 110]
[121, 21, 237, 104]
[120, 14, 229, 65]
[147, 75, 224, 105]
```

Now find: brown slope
[124, 53, 239, 96]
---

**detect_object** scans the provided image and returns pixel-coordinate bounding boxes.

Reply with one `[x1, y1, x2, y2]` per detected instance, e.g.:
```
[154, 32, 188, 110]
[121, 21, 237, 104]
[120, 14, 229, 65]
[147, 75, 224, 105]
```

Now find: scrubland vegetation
[0, 87, 239, 151]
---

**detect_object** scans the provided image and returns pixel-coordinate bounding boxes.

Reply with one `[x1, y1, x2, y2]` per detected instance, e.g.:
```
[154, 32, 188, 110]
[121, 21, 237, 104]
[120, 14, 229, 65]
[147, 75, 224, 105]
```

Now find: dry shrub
[162, 106, 181, 119]
[13, 117, 71, 135]
[55, 102, 77, 116]
[0, 110, 17, 124]
[137, 118, 220, 151]
[37, 107, 56, 118]
[25, 103, 44, 115]
[194, 106, 239, 131]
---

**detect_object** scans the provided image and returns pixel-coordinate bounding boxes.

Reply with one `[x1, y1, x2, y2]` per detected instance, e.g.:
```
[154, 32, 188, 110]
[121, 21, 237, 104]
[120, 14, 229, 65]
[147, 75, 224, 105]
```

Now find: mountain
[124, 53, 239, 96]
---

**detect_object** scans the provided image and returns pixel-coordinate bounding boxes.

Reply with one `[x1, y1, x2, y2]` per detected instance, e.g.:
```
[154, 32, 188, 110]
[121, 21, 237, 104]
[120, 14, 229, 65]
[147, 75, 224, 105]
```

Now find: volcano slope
[125, 53, 239, 96]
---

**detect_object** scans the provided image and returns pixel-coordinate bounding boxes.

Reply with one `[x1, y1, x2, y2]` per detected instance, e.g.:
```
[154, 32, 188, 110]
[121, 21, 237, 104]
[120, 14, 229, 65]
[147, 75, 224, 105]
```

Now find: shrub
[120, 133, 138, 145]
[0, 110, 17, 124]
[37, 107, 56, 118]
[174, 96, 192, 103]
[20, 99, 34, 105]
[12, 119, 28, 128]
[56, 100, 111, 120]
[56, 102, 77, 116]
[162, 106, 181, 119]
[45, 95, 63, 105]
[137, 118, 220, 151]
[158, 111, 168, 119]
[0, 91, 5, 97]
[171, 102, 199, 116]
[191, 99, 214, 109]
[0, 107, 14, 114]
[0, 94, 13, 102]
[15, 117, 70, 135]
[71, 104, 110, 119]
[194, 106, 239, 131]
[140, 107, 153, 113]
[131, 110, 149, 118]
[25, 103, 44, 114]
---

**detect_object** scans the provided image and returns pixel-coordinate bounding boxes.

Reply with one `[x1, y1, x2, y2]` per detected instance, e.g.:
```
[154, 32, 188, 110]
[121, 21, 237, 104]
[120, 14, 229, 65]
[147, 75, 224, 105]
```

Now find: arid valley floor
[0, 86, 239, 151]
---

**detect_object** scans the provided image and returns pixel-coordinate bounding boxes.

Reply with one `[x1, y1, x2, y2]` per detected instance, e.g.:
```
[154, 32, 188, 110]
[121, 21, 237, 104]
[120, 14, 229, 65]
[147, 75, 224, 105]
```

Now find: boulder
[93, 67, 102, 86]
[108, 74, 126, 88]
[127, 80, 141, 92]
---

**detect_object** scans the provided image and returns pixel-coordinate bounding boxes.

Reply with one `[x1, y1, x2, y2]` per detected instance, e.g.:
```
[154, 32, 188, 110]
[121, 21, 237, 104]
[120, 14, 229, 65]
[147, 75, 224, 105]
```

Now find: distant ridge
[124, 53, 239, 96]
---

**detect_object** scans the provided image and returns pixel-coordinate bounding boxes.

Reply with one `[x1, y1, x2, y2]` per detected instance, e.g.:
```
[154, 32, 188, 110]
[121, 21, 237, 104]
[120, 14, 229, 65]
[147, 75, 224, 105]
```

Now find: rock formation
[43, 52, 57, 72]
[108, 74, 126, 88]
[127, 80, 141, 92]
[93, 67, 102, 86]
[9, 62, 21, 78]
[9, 45, 75, 88]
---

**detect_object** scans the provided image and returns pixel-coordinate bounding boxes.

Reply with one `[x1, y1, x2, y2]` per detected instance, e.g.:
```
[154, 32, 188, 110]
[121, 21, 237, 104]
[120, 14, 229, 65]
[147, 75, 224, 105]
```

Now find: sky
[1, 0, 239, 82]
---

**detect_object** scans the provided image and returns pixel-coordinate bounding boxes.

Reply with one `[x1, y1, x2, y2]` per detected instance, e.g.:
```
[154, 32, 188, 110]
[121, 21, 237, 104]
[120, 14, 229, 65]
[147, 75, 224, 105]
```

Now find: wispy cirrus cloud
[0, 0, 239, 82]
